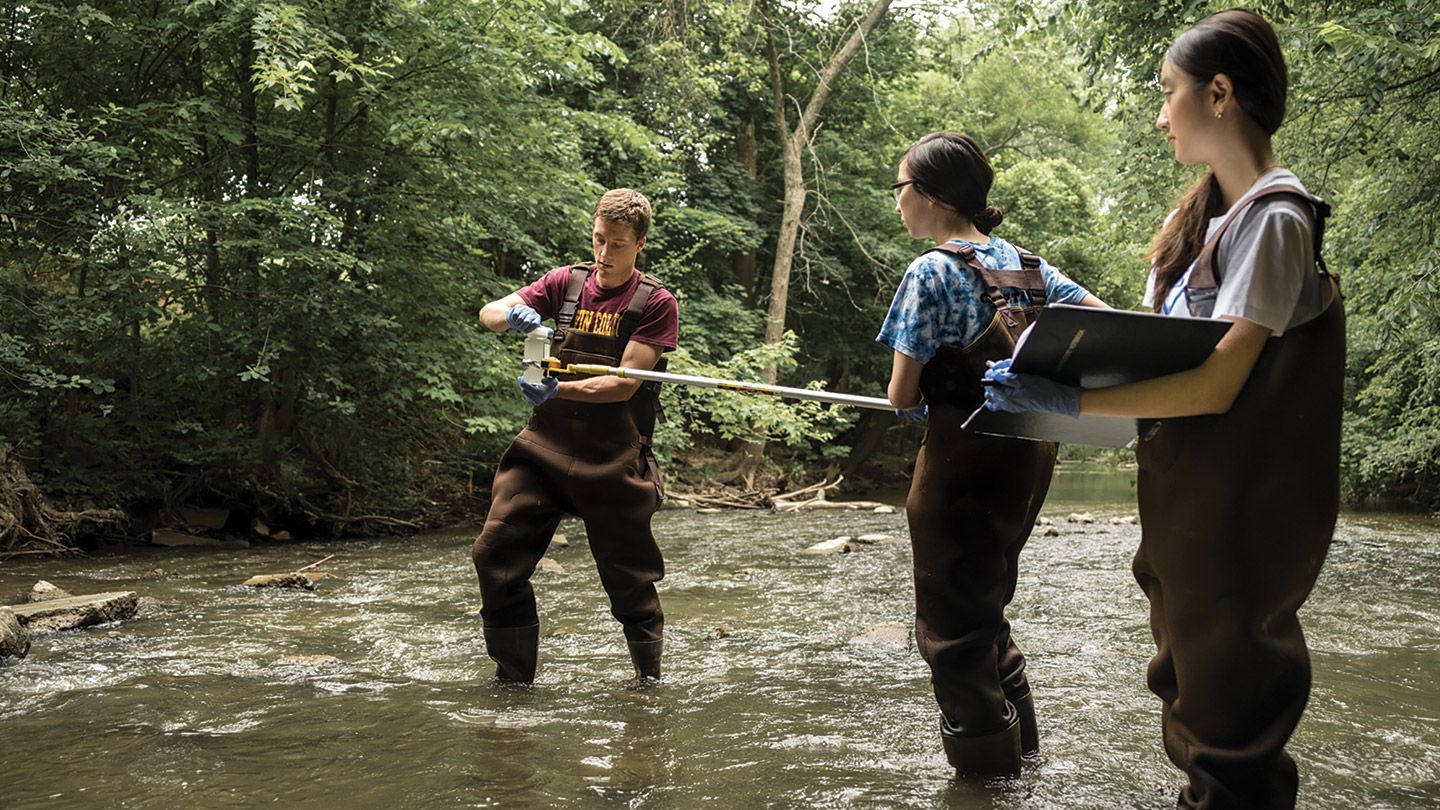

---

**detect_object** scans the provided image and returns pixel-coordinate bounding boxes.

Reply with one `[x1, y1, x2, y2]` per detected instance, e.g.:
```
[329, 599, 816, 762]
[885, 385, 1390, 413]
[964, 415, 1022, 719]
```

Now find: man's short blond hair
[593, 188, 651, 240]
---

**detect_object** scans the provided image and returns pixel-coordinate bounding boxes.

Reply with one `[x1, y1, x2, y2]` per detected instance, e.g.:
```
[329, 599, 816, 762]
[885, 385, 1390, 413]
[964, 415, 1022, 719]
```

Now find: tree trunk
[192, 45, 223, 321]
[763, 134, 806, 363]
[840, 411, 891, 479]
[733, 118, 758, 302]
[760, 0, 893, 384]
[742, 0, 892, 479]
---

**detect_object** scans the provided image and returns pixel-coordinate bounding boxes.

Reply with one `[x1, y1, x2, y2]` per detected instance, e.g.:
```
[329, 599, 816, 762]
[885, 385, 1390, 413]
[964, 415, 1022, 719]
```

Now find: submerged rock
[551, 533, 570, 549]
[848, 622, 911, 646]
[872, 505, 897, 514]
[0, 606, 30, 660]
[536, 557, 564, 574]
[135, 596, 165, 618]
[802, 537, 854, 556]
[28, 580, 73, 603]
[9, 591, 139, 633]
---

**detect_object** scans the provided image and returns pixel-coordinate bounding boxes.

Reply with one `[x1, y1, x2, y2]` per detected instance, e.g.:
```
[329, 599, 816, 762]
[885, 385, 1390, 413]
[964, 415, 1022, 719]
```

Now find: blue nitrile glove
[896, 403, 928, 423]
[517, 375, 558, 406]
[505, 304, 542, 333]
[982, 358, 1082, 418]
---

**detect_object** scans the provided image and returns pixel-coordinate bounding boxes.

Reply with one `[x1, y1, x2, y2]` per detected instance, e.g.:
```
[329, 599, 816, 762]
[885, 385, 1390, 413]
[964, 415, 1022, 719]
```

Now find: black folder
[962, 304, 1233, 447]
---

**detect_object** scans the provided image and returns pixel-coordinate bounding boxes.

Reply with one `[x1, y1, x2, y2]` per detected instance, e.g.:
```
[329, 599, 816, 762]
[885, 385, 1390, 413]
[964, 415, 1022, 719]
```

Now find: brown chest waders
[908, 244, 1057, 776]
[1134, 186, 1342, 809]
[472, 267, 668, 682]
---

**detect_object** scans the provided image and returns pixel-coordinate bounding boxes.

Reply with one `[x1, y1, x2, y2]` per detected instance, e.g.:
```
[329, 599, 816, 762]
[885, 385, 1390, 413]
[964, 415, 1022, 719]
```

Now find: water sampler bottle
[522, 327, 554, 385]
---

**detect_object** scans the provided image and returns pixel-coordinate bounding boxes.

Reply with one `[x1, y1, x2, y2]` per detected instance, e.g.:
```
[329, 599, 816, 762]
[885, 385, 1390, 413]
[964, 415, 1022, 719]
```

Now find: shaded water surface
[1, 472, 1437, 808]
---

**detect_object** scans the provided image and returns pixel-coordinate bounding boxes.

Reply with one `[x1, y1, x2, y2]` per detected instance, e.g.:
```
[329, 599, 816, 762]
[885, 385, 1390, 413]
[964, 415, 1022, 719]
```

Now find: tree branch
[796, 0, 894, 140]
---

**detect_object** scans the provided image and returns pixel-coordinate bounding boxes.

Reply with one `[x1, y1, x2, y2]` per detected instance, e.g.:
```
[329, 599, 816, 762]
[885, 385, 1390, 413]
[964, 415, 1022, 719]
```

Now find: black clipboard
[962, 304, 1232, 447]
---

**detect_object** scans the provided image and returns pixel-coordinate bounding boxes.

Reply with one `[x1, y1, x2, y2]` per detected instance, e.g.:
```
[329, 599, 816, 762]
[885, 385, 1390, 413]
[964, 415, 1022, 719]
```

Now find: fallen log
[771, 476, 844, 503]
[242, 554, 336, 589]
[242, 572, 330, 590]
[685, 494, 766, 510]
[774, 499, 891, 512]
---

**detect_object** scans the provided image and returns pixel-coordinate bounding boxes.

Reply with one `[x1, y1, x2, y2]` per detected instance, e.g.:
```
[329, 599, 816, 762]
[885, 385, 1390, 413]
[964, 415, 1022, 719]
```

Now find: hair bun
[974, 205, 1004, 234]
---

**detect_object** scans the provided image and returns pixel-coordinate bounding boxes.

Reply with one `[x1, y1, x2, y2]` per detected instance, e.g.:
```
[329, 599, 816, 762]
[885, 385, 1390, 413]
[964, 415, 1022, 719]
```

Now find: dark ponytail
[903, 132, 1004, 234]
[1147, 8, 1288, 307]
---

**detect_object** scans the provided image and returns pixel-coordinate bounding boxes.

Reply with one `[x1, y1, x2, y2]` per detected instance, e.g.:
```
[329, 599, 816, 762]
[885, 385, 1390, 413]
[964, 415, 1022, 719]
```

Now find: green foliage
[0, 0, 625, 521]
[1, 0, 1433, 522]
[1292, 5, 1440, 508]
[654, 331, 857, 463]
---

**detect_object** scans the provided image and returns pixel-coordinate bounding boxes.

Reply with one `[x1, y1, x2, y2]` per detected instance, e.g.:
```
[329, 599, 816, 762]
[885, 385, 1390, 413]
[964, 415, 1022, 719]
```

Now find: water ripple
[1, 486, 1437, 808]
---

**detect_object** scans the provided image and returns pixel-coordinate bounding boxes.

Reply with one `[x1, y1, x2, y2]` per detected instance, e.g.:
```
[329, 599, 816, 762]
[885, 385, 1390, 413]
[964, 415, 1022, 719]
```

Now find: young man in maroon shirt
[473, 189, 678, 684]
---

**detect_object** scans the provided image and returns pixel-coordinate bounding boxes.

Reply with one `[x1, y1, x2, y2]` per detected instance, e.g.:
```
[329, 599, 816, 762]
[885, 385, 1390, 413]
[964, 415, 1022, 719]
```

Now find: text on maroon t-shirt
[517, 266, 679, 350]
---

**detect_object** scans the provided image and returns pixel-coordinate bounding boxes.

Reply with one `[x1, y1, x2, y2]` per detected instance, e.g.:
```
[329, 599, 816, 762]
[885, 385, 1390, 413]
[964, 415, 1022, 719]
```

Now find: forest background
[2, 0, 1436, 549]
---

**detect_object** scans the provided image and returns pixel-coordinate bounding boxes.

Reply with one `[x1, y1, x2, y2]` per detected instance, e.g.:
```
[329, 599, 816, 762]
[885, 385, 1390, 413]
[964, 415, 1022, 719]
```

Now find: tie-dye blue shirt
[876, 238, 1090, 363]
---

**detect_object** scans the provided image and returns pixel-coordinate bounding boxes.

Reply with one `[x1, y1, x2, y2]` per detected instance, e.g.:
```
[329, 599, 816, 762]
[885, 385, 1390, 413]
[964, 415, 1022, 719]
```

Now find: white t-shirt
[1143, 169, 1325, 335]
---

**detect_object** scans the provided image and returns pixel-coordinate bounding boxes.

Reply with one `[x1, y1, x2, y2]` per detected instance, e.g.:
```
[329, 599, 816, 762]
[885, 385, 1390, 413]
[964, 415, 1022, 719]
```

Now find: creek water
[1, 470, 1436, 809]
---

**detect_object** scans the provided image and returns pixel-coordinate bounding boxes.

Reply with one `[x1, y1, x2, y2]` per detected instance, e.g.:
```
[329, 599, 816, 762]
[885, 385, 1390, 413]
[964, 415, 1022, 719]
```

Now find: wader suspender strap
[618, 275, 661, 344]
[618, 274, 668, 438]
[1186, 184, 1334, 308]
[927, 243, 1049, 329]
[554, 265, 592, 341]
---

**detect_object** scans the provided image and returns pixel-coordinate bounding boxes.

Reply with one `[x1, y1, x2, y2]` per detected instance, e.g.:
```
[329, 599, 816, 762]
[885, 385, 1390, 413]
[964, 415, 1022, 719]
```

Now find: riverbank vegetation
[2, 1, 1436, 553]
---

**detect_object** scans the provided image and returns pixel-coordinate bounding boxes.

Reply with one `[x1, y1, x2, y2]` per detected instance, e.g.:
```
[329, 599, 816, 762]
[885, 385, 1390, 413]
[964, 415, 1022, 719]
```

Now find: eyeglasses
[890, 180, 918, 200]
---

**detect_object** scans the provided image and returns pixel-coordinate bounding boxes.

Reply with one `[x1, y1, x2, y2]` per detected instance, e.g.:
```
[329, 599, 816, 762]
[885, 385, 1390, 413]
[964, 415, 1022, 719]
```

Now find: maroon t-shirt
[518, 266, 679, 350]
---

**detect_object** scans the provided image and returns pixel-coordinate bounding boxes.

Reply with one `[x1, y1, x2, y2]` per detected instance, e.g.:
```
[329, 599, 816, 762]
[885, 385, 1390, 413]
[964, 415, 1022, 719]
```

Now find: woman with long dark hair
[878, 131, 1106, 776]
[985, 9, 1342, 807]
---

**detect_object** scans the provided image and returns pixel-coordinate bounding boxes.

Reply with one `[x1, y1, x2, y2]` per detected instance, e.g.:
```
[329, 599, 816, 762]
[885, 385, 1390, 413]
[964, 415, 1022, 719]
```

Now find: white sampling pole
[531, 359, 895, 412]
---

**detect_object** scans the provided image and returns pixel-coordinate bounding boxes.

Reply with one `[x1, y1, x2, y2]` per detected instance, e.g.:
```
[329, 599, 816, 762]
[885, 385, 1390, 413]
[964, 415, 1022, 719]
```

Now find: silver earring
[1216, 110, 1223, 118]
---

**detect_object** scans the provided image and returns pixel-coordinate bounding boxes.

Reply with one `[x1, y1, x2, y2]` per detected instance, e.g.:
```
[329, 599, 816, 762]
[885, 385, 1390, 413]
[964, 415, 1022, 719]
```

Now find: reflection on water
[0, 471, 1436, 808]
[1043, 465, 1138, 507]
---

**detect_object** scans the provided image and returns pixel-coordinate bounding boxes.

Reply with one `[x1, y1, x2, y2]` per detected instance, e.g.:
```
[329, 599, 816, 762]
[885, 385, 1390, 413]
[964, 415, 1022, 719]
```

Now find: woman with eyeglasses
[876, 131, 1107, 777]
[984, 10, 1342, 807]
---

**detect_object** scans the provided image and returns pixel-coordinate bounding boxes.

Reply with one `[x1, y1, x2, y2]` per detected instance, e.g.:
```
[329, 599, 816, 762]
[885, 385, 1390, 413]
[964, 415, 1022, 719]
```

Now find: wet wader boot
[484, 623, 539, 683]
[940, 702, 1022, 778]
[472, 266, 669, 664]
[1135, 187, 1343, 809]
[627, 637, 662, 680]
[909, 244, 1056, 767]
[1011, 690, 1038, 757]
[997, 613, 1040, 757]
